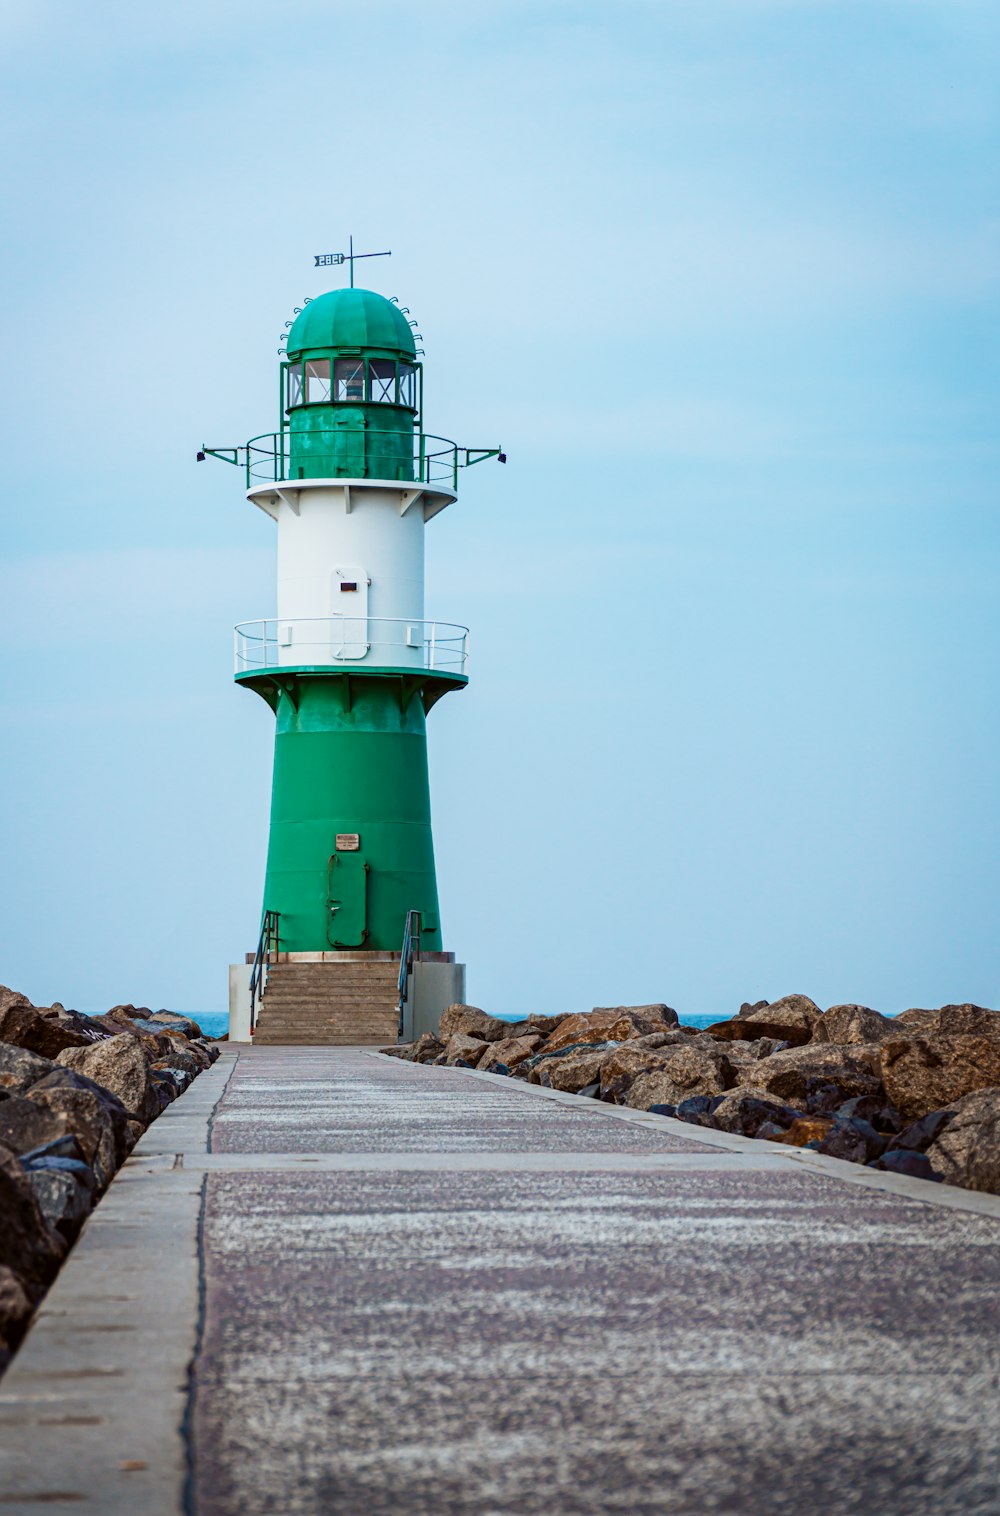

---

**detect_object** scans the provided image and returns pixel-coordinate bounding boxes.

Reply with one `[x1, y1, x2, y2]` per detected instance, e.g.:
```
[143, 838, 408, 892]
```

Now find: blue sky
[1, 0, 997, 1017]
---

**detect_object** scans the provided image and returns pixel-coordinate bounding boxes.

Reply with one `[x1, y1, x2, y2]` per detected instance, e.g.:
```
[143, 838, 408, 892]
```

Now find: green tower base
[238, 667, 465, 953]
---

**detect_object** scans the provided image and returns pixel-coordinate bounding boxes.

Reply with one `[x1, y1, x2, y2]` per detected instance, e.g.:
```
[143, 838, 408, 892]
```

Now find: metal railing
[203, 432, 500, 490]
[248, 910, 280, 1035]
[397, 909, 422, 1037]
[234, 617, 469, 678]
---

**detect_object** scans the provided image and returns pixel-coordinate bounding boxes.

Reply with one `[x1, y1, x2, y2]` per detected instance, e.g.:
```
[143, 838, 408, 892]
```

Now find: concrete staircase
[252, 960, 400, 1046]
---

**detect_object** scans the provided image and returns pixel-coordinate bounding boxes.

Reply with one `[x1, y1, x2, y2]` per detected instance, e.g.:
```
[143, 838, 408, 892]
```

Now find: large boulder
[625, 1045, 728, 1111]
[545, 1047, 616, 1093]
[0, 1096, 71, 1156]
[879, 1036, 1000, 1124]
[0, 1043, 58, 1095]
[812, 1004, 897, 1046]
[936, 1004, 1000, 1038]
[924, 1088, 1000, 1194]
[705, 994, 821, 1048]
[55, 1034, 160, 1125]
[25, 1071, 130, 1187]
[478, 1034, 541, 1073]
[443, 1033, 492, 1066]
[437, 1005, 512, 1044]
[738, 1044, 883, 1105]
[0, 999, 93, 1059]
[537, 1010, 625, 1054]
[598, 1041, 686, 1102]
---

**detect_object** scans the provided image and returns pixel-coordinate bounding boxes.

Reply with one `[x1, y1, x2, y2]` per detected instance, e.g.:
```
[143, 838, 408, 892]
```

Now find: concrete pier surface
[1, 1046, 999, 1514]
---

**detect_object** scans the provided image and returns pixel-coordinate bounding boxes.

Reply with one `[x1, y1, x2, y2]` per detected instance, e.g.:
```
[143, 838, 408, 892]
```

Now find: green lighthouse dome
[287, 287, 416, 359]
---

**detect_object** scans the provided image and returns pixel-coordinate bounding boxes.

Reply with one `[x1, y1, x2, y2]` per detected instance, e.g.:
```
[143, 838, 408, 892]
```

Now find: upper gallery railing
[201, 432, 502, 491]
[234, 617, 470, 678]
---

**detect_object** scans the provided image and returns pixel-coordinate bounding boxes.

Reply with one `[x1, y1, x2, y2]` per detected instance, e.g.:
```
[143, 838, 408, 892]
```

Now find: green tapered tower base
[238, 667, 465, 953]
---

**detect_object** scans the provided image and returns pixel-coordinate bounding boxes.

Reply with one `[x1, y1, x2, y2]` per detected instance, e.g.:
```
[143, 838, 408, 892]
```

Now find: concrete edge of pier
[0, 1048, 238, 1515]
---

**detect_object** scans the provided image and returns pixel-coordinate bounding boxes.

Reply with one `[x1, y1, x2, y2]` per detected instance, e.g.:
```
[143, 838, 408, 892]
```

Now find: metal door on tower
[330, 565, 369, 659]
[327, 846, 368, 947]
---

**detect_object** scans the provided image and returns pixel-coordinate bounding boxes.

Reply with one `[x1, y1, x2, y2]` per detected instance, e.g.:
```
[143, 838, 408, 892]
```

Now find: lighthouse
[207, 255, 500, 1043]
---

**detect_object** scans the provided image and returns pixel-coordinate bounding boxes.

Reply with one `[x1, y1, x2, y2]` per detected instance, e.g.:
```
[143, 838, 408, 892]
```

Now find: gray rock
[26, 1071, 131, 1187]
[924, 1088, 1000, 1194]
[887, 1109, 955, 1153]
[868, 1150, 940, 1181]
[27, 1167, 94, 1241]
[592, 1004, 679, 1027]
[0, 1148, 65, 1298]
[710, 1088, 803, 1137]
[56, 1033, 160, 1124]
[0, 1043, 58, 1096]
[818, 1116, 886, 1164]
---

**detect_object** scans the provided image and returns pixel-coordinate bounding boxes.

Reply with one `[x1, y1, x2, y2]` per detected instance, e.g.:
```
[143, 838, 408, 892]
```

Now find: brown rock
[706, 994, 821, 1048]
[525, 1014, 569, 1035]
[766, 1116, 834, 1147]
[598, 1039, 691, 1102]
[812, 1004, 897, 1046]
[0, 1000, 92, 1059]
[936, 1004, 1000, 1038]
[538, 1010, 624, 1054]
[739, 1044, 883, 1104]
[625, 1046, 728, 1111]
[437, 1005, 512, 1044]
[604, 1011, 676, 1042]
[546, 1048, 615, 1093]
[592, 1004, 679, 1028]
[56, 1034, 160, 1124]
[880, 1036, 1000, 1124]
[0, 1096, 71, 1156]
[0, 1265, 34, 1355]
[924, 1089, 1000, 1194]
[444, 1033, 491, 1066]
[380, 1033, 444, 1062]
[477, 1034, 541, 1072]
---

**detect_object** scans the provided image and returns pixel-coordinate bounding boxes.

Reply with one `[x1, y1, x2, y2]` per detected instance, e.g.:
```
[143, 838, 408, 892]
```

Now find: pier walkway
[1, 1045, 999, 1514]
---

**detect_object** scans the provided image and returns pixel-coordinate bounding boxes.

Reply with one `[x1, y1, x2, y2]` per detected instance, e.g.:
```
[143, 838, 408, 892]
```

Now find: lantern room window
[286, 364, 303, 408]
[397, 362, 417, 409]
[306, 359, 331, 403]
[334, 358, 365, 402]
[368, 359, 396, 404]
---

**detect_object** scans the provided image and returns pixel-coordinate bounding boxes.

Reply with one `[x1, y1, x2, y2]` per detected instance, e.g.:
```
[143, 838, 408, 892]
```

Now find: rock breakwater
[384, 995, 1000, 1197]
[0, 984, 220, 1374]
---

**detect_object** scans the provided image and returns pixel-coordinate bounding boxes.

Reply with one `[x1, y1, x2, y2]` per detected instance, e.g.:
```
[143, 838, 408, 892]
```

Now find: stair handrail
[249, 910, 281, 1034]
[397, 909, 422, 1037]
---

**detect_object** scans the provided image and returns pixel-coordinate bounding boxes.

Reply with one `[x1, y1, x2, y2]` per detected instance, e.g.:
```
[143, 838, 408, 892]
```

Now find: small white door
[330, 566, 369, 660]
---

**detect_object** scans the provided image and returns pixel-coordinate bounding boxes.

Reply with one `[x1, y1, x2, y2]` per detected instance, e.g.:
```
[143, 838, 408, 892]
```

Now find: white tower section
[240, 478, 464, 675]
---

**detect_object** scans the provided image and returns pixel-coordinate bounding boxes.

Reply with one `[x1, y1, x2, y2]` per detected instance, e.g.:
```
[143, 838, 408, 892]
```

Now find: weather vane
[313, 235, 391, 288]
